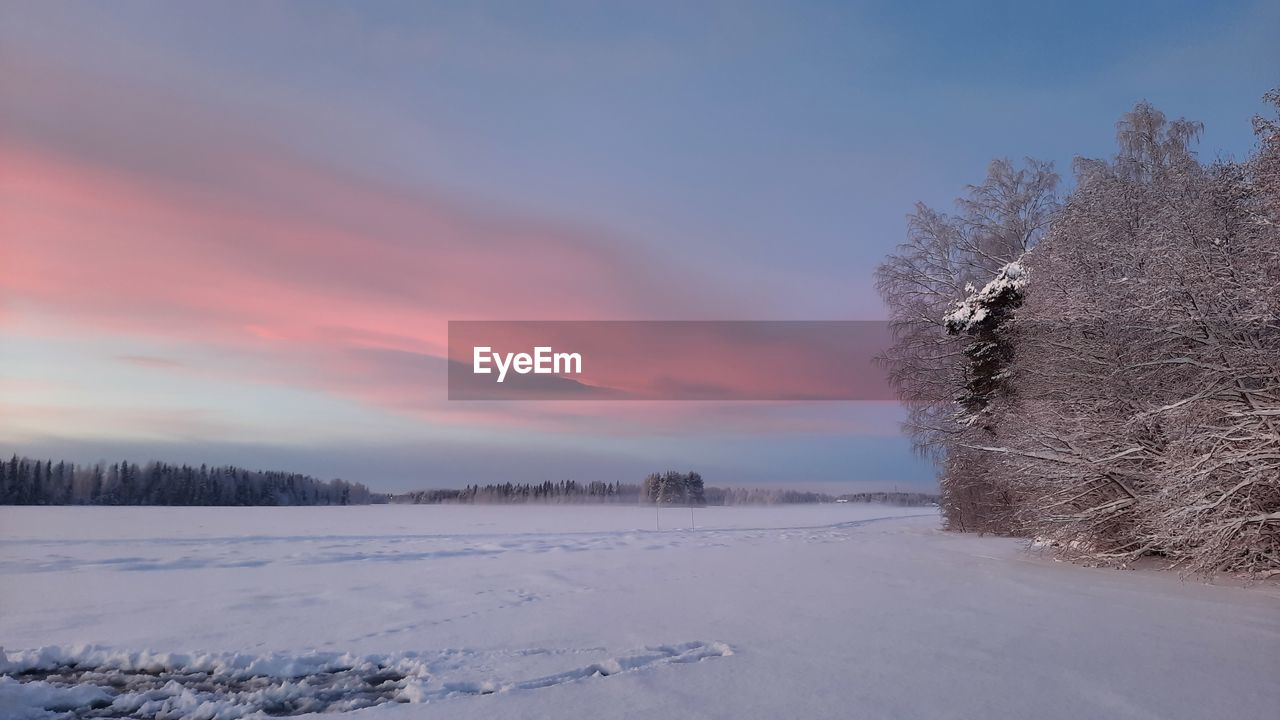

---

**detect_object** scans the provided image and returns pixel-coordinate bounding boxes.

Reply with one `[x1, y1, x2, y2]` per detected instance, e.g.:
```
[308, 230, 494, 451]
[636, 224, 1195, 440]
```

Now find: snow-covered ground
[1, 504, 1276, 719]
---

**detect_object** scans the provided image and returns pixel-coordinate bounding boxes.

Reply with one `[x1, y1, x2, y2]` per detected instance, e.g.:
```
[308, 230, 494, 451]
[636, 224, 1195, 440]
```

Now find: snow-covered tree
[953, 98, 1279, 575]
[876, 158, 1059, 533]
[876, 93, 1278, 576]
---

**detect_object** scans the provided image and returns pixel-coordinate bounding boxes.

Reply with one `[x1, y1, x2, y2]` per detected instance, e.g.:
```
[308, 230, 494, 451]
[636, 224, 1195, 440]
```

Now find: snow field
[1, 504, 1276, 719]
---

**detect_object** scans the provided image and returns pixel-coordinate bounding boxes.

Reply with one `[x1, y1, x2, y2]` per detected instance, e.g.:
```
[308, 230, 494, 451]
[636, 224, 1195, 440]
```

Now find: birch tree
[876, 158, 1059, 532]
[986, 100, 1279, 574]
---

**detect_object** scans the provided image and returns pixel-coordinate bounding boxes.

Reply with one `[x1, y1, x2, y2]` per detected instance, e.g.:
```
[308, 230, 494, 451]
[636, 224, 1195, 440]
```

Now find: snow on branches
[943, 262, 1028, 334]
[877, 93, 1280, 576]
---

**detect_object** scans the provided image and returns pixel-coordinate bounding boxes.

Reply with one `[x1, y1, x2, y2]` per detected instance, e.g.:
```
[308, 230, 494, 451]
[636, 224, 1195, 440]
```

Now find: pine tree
[687, 472, 706, 507]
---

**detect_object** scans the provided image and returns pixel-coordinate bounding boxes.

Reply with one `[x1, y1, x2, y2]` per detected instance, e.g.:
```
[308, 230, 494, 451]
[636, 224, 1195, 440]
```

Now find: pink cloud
[115, 355, 186, 369]
[0, 55, 887, 439]
[0, 140, 687, 342]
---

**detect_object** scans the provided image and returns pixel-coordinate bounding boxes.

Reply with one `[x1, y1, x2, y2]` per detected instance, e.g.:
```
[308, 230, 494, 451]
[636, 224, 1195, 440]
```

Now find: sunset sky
[2, 1, 1277, 490]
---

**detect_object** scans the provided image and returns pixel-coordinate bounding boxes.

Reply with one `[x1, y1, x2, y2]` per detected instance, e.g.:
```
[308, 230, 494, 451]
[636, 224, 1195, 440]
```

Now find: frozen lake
[1, 504, 1277, 719]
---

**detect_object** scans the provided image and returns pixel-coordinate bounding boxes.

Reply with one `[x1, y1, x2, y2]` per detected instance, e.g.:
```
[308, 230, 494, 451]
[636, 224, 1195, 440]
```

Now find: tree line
[1, 454, 940, 509]
[0, 455, 379, 506]
[837, 491, 939, 507]
[396, 480, 642, 505]
[877, 93, 1280, 575]
[395, 473, 938, 507]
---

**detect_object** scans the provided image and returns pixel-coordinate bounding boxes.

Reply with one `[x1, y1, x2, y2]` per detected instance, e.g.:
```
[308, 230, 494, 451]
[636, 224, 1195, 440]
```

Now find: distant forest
[0, 456, 378, 506]
[0, 455, 938, 508]
[394, 473, 938, 507]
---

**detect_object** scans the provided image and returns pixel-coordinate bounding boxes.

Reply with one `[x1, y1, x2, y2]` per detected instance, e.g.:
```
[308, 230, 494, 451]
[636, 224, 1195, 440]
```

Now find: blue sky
[2, 1, 1276, 490]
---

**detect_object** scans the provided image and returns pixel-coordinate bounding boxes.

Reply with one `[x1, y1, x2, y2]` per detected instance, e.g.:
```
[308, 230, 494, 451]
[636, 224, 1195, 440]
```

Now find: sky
[2, 1, 1277, 492]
